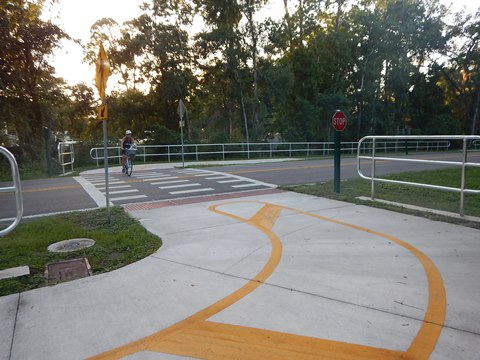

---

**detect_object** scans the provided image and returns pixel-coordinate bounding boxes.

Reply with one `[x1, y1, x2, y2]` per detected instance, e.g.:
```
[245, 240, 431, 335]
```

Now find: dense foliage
[1, 0, 479, 163]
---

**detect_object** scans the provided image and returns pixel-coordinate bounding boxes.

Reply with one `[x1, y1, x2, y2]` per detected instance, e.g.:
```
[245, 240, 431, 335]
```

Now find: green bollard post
[334, 130, 341, 193]
[331, 110, 347, 194]
[43, 127, 52, 177]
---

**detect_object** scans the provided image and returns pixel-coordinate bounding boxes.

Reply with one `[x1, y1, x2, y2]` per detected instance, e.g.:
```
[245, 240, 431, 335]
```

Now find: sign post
[95, 43, 111, 222]
[332, 110, 347, 193]
[177, 99, 186, 168]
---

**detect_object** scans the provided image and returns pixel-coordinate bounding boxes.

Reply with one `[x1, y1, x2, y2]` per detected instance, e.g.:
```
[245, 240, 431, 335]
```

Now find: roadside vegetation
[283, 167, 480, 230]
[0, 207, 162, 296]
[1, 164, 478, 297]
[2, 0, 479, 177]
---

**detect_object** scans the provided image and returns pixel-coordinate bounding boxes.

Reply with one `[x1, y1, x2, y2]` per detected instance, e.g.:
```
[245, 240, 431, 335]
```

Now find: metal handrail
[357, 135, 480, 217]
[89, 140, 450, 165]
[58, 141, 75, 175]
[0, 146, 23, 236]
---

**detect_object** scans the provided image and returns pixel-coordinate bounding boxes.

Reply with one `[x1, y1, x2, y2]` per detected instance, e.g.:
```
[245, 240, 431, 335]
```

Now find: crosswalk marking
[110, 195, 148, 202]
[79, 167, 275, 205]
[169, 188, 214, 195]
[134, 173, 167, 178]
[92, 180, 126, 186]
[158, 183, 201, 190]
[217, 179, 244, 183]
[232, 183, 261, 188]
[205, 176, 229, 180]
[109, 189, 139, 195]
[151, 179, 188, 185]
[139, 176, 178, 182]
[98, 185, 131, 190]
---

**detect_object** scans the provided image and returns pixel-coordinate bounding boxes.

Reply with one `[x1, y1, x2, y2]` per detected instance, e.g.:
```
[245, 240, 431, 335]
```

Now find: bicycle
[123, 143, 137, 176]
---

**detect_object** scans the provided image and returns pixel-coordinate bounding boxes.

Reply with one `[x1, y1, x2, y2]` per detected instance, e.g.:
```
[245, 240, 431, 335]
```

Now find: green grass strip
[283, 167, 480, 229]
[0, 207, 161, 296]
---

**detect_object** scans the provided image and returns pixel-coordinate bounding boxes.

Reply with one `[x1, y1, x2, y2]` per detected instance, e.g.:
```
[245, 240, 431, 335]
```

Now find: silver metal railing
[357, 135, 480, 217]
[89, 140, 451, 166]
[0, 146, 23, 236]
[58, 141, 75, 175]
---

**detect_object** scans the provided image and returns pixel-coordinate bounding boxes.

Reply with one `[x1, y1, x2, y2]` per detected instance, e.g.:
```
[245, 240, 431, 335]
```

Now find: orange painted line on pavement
[21, 184, 81, 193]
[89, 203, 283, 360]
[89, 201, 446, 360]
[282, 204, 446, 360]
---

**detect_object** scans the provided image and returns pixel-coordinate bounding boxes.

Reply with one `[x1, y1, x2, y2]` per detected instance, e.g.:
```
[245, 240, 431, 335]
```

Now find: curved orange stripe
[90, 200, 446, 360]
[89, 203, 283, 359]
[281, 203, 446, 359]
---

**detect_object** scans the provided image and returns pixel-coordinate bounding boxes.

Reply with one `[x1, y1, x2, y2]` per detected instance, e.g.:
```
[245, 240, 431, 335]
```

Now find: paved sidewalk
[1, 190, 479, 359]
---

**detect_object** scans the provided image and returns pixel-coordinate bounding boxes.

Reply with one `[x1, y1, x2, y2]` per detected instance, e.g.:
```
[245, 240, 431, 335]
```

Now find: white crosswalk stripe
[79, 167, 275, 205]
[169, 188, 214, 195]
[110, 195, 148, 202]
[158, 183, 201, 190]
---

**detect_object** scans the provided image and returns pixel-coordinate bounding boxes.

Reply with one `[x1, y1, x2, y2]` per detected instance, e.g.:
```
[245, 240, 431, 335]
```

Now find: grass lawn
[283, 167, 480, 230]
[0, 207, 161, 296]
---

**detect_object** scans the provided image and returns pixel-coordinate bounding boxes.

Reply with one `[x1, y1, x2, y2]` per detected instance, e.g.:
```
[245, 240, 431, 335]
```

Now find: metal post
[460, 138, 467, 217]
[180, 121, 185, 168]
[102, 120, 110, 223]
[334, 131, 341, 193]
[371, 138, 376, 200]
[43, 127, 52, 177]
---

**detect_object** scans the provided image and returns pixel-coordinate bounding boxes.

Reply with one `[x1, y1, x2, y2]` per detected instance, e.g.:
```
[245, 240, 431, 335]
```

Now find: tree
[135, 0, 195, 132]
[441, 8, 480, 135]
[193, 0, 244, 141]
[0, 0, 69, 159]
[57, 83, 95, 140]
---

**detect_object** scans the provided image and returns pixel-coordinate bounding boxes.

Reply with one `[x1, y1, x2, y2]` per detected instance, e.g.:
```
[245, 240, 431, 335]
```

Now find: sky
[45, 0, 478, 91]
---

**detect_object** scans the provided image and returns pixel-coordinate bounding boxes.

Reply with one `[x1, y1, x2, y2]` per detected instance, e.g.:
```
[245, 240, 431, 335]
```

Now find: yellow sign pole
[95, 43, 111, 222]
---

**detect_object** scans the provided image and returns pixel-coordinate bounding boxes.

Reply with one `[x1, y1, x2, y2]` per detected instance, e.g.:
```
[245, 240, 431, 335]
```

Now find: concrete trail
[1, 191, 479, 360]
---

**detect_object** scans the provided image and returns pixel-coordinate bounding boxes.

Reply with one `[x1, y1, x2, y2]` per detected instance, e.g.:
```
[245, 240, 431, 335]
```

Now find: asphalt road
[1, 151, 479, 221]
[206, 151, 480, 185]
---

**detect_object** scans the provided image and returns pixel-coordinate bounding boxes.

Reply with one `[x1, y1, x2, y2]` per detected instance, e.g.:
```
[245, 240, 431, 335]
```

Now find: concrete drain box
[46, 258, 92, 284]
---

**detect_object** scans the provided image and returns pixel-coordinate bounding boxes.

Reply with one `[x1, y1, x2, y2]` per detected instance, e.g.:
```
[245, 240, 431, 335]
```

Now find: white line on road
[205, 176, 230, 180]
[108, 189, 139, 195]
[158, 183, 201, 190]
[141, 177, 179, 182]
[217, 179, 244, 183]
[110, 195, 148, 202]
[151, 180, 189, 185]
[231, 183, 261, 188]
[98, 185, 131, 190]
[169, 188, 214, 195]
[193, 173, 215, 177]
[74, 176, 111, 207]
[134, 174, 169, 179]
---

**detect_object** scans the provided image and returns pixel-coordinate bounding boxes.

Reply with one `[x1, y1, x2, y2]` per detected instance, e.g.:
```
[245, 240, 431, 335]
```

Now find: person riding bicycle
[121, 130, 136, 172]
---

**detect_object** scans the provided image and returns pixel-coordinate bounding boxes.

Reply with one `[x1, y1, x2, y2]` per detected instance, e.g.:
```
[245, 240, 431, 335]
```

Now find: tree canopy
[1, 0, 479, 160]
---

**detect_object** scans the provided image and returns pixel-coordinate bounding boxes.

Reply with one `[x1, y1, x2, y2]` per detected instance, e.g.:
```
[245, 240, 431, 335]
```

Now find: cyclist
[121, 130, 136, 172]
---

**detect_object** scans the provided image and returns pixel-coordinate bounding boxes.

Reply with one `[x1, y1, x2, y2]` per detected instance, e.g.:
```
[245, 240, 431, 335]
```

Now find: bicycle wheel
[127, 157, 133, 176]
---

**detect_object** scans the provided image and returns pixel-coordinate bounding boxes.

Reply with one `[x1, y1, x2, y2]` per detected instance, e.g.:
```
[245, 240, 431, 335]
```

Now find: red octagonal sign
[332, 110, 347, 132]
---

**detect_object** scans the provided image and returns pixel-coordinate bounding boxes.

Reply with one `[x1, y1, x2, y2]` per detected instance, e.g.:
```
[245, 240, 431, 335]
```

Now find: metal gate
[357, 135, 480, 217]
[0, 146, 23, 236]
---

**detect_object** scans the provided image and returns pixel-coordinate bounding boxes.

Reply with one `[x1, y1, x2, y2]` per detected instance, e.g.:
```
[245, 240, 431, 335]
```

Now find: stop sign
[332, 110, 347, 132]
